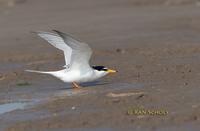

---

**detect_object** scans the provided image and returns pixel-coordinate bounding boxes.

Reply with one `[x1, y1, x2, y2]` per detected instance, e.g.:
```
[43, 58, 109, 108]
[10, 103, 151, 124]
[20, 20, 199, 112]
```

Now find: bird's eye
[92, 66, 108, 71]
[103, 68, 108, 71]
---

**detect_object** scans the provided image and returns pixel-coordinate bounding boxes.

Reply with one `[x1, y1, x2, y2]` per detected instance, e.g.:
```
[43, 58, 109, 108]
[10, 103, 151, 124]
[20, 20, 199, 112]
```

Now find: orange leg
[72, 82, 81, 89]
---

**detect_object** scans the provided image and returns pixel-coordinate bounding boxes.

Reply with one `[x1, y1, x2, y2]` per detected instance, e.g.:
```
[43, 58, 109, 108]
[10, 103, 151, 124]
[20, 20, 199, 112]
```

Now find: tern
[26, 30, 117, 88]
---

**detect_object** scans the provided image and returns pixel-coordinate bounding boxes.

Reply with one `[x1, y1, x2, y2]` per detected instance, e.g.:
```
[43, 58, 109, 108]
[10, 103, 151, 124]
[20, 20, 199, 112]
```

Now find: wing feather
[36, 31, 72, 68]
[35, 30, 93, 71]
[53, 30, 92, 70]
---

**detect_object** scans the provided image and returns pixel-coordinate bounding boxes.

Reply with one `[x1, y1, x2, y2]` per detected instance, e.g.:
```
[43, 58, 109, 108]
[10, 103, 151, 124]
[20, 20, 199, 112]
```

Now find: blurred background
[1, 0, 200, 130]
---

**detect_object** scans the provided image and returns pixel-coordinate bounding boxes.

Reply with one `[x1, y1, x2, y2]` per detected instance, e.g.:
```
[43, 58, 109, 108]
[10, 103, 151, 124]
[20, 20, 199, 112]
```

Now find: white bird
[26, 30, 117, 89]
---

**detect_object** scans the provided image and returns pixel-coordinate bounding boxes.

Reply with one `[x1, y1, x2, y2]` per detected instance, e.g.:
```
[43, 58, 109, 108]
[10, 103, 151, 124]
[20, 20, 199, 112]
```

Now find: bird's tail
[25, 69, 52, 74]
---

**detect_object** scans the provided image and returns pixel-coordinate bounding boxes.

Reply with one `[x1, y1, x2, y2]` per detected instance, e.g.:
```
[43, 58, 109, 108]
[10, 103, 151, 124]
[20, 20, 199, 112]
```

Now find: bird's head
[92, 66, 117, 76]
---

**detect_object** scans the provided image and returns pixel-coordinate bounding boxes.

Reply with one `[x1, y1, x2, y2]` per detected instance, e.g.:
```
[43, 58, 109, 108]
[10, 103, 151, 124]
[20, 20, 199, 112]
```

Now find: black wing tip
[52, 29, 58, 32]
[53, 30, 80, 41]
[53, 30, 73, 36]
[52, 29, 66, 37]
[52, 30, 62, 34]
[30, 30, 62, 34]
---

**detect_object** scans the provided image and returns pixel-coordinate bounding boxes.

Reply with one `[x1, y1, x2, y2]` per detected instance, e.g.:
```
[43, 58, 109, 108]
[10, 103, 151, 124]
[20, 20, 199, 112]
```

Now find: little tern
[26, 30, 117, 88]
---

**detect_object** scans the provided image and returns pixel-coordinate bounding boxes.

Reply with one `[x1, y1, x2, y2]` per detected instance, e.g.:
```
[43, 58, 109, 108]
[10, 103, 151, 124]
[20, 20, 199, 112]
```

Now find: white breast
[52, 69, 93, 83]
[51, 69, 108, 83]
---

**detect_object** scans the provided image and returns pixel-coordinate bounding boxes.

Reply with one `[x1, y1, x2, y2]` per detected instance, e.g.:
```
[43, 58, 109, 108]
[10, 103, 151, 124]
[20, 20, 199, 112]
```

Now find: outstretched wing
[53, 30, 92, 71]
[36, 30, 93, 71]
[36, 31, 72, 68]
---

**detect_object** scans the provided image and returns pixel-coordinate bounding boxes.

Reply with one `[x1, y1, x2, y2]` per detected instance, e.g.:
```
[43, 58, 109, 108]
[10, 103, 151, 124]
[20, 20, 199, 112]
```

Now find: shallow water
[0, 82, 143, 115]
[0, 81, 146, 131]
[0, 102, 27, 115]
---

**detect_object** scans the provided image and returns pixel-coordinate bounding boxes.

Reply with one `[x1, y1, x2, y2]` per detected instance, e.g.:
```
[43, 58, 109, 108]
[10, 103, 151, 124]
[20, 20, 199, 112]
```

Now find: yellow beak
[107, 69, 117, 73]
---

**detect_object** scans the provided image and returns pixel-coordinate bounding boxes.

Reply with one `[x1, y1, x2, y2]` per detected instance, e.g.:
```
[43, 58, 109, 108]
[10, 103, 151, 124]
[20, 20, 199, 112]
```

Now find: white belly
[53, 69, 96, 83]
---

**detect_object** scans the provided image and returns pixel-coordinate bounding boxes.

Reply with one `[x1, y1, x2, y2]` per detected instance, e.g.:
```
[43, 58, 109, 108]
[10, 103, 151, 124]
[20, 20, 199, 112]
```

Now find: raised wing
[53, 30, 93, 70]
[36, 31, 72, 68]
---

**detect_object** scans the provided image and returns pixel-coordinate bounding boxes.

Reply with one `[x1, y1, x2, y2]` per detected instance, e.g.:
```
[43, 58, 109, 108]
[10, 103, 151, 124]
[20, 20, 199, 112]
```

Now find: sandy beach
[1, 0, 200, 130]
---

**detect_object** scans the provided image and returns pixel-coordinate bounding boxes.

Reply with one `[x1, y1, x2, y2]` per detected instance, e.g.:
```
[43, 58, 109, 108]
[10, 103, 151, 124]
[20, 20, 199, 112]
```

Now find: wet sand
[1, 0, 200, 130]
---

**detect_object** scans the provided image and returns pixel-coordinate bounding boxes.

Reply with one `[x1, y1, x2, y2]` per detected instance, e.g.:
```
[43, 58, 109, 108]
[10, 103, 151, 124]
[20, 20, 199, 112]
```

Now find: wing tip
[30, 30, 62, 35]
[52, 30, 65, 37]
[31, 31, 59, 37]
[52, 29, 59, 33]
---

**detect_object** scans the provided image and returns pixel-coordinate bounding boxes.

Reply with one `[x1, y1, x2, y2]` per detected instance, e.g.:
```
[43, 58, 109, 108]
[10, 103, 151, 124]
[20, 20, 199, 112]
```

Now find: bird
[26, 30, 117, 89]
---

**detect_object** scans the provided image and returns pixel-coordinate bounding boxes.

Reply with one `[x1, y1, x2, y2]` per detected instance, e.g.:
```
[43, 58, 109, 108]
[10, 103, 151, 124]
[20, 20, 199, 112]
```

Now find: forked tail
[25, 70, 52, 74]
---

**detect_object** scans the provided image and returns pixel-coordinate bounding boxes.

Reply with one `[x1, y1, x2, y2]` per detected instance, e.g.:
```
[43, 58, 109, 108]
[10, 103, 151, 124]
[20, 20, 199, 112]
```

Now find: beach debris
[16, 82, 31, 86]
[116, 48, 126, 54]
[71, 106, 76, 110]
[0, 74, 5, 81]
[53, 113, 57, 117]
[106, 92, 144, 98]
[12, 72, 18, 77]
[136, 94, 145, 100]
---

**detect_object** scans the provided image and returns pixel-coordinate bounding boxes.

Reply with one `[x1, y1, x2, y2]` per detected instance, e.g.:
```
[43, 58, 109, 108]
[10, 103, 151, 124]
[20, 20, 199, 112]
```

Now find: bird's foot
[72, 82, 81, 89]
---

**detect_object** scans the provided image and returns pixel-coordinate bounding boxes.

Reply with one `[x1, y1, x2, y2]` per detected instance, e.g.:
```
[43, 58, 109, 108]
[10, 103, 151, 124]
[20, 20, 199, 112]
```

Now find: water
[0, 82, 141, 115]
[0, 102, 27, 115]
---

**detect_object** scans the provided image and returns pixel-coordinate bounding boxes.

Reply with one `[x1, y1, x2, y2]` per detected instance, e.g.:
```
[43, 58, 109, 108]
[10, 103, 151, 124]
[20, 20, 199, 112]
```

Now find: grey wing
[53, 30, 93, 70]
[36, 31, 72, 68]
